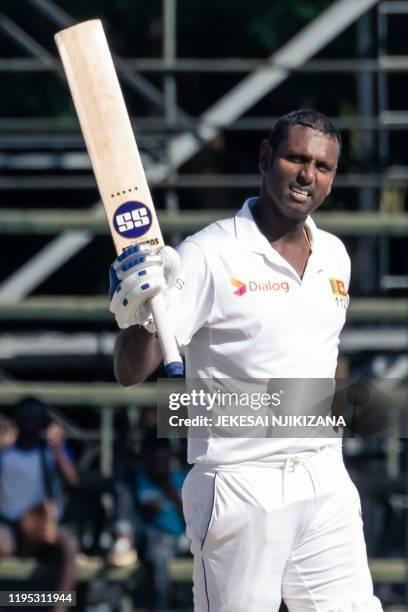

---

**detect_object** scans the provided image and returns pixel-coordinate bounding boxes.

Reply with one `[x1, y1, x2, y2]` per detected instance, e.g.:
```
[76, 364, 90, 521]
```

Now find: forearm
[53, 449, 78, 486]
[114, 326, 163, 386]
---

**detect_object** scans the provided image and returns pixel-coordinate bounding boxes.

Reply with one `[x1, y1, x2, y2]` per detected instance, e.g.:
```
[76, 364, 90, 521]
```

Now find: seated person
[0, 414, 17, 451]
[0, 397, 77, 610]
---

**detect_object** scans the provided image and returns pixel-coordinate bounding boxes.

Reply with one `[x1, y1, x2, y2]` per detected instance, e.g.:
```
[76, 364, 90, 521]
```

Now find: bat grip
[150, 293, 184, 378]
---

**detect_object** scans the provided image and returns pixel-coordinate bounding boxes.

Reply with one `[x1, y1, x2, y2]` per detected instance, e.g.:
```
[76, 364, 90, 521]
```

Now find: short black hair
[268, 110, 341, 156]
[13, 396, 49, 427]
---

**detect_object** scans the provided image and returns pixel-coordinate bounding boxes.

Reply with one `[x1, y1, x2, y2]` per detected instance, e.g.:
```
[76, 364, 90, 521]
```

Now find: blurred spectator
[0, 397, 77, 610]
[0, 414, 17, 451]
[107, 480, 138, 568]
[136, 434, 186, 611]
[107, 410, 138, 568]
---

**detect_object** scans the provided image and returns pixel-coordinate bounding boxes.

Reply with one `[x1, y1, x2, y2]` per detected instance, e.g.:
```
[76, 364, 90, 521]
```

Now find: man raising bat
[55, 20, 184, 378]
[112, 110, 382, 611]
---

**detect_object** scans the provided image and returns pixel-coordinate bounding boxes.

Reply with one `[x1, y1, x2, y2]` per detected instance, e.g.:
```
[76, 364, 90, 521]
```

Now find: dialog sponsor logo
[231, 278, 247, 296]
[231, 278, 289, 295]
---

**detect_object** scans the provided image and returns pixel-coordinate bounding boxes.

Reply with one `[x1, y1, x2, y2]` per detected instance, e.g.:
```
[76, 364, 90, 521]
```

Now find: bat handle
[150, 293, 184, 378]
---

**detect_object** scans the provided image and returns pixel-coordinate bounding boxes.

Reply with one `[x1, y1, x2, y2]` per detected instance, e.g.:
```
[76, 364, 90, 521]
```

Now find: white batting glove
[109, 243, 180, 331]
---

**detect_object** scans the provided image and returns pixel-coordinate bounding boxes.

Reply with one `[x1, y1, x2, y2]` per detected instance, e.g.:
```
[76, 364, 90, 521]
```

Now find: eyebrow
[284, 150, 337, 169]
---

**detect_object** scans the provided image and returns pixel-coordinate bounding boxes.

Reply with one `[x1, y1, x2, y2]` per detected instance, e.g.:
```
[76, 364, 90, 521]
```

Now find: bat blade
[55, 20, 183, 377]
[55, 19, 162, 254]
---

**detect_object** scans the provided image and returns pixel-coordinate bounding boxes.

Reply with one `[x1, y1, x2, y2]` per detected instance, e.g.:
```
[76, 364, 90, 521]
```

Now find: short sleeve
[167, 239, 214, 347]
[345, 254, 351, 291]
[340, 241, 351, 290]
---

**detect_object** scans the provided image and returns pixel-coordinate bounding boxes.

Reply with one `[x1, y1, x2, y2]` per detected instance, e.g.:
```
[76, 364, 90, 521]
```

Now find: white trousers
[182, 446, 383, 612]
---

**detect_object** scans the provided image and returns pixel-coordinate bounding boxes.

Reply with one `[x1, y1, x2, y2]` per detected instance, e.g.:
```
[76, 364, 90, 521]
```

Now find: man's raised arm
[109, 244, 180, 386]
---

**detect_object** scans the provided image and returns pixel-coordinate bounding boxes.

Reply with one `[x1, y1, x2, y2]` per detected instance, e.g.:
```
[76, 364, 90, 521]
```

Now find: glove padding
[109, 243, 180, 331]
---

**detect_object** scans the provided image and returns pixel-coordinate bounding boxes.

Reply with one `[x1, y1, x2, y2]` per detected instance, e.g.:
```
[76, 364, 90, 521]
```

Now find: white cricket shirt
[169, 198, 351, 464]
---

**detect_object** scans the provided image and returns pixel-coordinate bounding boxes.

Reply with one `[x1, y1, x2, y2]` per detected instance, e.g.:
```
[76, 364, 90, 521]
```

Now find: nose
[298, 162, 315, 185]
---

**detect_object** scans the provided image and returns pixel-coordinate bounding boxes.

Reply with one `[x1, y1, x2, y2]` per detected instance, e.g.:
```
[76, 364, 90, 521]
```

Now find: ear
[326, 172, 336, 196]
[259, 140, 271, 175]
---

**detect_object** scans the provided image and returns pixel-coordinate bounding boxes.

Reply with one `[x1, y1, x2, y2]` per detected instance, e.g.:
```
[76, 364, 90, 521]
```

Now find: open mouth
[289, 187, 311, 203]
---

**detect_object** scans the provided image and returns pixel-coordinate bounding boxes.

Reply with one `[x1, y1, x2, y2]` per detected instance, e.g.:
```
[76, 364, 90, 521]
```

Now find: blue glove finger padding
[116, 255, 163, 281]
[110, 244, 152, 299]
[112, 243, 152, 271]
[116, 243, 144, 262]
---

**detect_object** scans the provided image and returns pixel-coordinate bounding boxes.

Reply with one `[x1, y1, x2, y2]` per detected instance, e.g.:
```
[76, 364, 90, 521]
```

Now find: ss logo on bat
[116, 207, 149, 232]
[113, 201, 153, 239]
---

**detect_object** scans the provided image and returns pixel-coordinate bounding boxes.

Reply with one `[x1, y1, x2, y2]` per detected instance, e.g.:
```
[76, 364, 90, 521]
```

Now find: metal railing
[0, 297, 405, 322]
[0, 209, 407, 236]
[2, 56, 408, 73]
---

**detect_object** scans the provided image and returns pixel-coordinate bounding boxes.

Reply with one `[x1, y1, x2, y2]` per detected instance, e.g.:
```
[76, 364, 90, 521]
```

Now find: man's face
[259, 124, 339, 221]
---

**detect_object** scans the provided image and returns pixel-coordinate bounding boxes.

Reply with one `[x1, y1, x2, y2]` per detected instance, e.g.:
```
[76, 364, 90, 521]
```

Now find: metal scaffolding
[0, 0, 405, 336]
[0, 0, 390, 301]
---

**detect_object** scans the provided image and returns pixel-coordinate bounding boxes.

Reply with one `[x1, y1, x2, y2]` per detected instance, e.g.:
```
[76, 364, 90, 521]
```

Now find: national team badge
[329, 278, 348, 297]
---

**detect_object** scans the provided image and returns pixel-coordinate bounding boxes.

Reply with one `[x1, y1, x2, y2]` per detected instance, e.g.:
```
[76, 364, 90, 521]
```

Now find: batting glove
[109, 243, 180, 331]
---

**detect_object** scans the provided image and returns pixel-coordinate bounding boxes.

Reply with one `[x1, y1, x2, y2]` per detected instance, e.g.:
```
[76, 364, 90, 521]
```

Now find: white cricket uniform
[168, 198, 382, 611]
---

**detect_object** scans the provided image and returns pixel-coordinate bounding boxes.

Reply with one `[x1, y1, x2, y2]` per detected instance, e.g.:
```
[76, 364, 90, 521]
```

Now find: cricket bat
[55, 19, 183, 377]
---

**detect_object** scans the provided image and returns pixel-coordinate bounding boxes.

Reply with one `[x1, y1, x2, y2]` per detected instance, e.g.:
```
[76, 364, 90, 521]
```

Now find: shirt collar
[234, 197, 323, 272]
[235, 197, 319, 250]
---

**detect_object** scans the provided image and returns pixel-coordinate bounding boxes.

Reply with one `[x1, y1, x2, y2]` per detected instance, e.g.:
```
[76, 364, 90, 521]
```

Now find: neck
[16, 436, 41, 450]
[252, 197, 307, 244]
